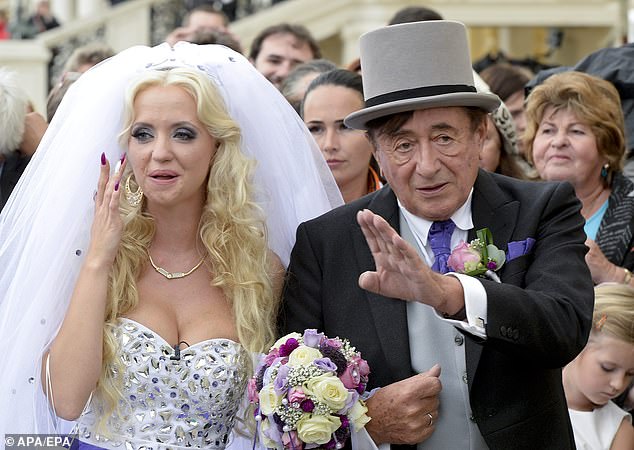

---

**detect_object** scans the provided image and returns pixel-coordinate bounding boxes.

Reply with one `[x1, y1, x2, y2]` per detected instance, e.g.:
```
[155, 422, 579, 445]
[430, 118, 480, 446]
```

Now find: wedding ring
[427, 412, 434, 427]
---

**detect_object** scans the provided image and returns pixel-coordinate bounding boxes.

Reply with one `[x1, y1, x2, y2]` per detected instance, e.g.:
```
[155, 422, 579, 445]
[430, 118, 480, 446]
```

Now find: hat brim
[344, 92, 501, 130]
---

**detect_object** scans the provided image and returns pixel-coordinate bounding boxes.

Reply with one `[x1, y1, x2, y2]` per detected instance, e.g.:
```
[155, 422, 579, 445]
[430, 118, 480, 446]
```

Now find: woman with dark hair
[302, 69, 381, 203]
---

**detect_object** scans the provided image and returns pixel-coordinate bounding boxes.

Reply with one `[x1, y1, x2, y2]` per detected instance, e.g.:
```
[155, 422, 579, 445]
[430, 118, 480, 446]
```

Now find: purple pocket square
[507, 238, 536, 261]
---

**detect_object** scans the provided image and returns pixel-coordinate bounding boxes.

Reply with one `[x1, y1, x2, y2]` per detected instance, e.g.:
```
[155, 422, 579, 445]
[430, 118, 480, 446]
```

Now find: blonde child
[563, 283, 634, 449]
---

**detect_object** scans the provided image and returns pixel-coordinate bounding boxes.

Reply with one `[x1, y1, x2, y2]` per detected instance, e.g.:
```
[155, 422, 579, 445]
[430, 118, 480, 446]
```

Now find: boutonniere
[447, 228, 505, 282]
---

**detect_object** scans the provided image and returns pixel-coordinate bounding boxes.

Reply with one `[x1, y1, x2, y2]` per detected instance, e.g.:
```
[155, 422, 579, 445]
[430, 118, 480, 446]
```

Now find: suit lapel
[467, 171, 520, 383]
[470, 171, 519, 246]
[351, 187, 413, 381]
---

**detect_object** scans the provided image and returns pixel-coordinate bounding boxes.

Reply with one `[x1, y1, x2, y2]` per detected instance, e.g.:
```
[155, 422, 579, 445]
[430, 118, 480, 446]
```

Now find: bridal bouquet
[249, 329, 371, 449]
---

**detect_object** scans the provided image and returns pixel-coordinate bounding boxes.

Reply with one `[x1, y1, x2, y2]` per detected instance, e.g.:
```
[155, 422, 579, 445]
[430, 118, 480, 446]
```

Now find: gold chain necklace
[148, 253, 205, 280]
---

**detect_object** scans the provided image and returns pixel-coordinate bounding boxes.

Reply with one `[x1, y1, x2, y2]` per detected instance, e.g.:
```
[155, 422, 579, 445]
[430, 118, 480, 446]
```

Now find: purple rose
[447, 241, 481, 273]
[303, 329, 324, 348]
[301, 398, 315, 412]
[340, 363, 361, 389]
[288, 388, 306, 404]
[324, 338, 342, 349]
[279, 338, 299, 357]
[313, 357, 338, 373]
[352, 356, 370, 377]
[273, 364, 290, 394]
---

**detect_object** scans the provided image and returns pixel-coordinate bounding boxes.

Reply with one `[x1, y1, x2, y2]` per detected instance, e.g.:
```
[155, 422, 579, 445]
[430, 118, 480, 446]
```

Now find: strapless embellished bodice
[75, 318, 249, 450]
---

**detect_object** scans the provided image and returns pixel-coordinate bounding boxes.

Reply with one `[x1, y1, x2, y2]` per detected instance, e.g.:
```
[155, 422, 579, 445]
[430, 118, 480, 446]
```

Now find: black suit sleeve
[280, 222, 326, 335]
[482, 181, 594, 368]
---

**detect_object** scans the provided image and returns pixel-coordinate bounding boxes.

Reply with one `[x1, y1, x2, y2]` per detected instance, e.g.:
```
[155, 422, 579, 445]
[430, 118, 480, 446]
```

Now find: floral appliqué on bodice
[75, 318, 249, 450]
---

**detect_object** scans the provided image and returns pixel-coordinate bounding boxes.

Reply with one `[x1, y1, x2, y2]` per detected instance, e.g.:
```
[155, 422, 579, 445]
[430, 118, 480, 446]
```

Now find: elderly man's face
[374, 107, 485, 221]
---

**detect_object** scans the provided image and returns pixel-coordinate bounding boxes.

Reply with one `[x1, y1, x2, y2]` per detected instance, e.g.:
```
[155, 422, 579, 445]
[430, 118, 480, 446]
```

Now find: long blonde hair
[96, 67, 279, 422]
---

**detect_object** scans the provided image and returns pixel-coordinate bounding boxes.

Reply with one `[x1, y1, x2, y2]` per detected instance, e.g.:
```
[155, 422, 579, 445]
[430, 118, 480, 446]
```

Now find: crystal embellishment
[74, 318, 248, 449]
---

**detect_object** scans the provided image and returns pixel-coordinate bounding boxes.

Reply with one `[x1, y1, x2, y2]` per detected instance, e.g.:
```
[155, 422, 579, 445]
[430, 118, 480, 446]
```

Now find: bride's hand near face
[43, 153, 127, 421]
[87, 154, 127, 268]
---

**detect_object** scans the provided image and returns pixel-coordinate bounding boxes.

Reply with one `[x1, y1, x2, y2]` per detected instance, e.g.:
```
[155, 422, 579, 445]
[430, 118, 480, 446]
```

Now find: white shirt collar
[397, 189, 474, 246]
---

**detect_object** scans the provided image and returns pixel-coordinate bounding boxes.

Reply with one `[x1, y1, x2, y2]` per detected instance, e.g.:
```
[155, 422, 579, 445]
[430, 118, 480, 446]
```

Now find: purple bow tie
[429, 219, 456, 274]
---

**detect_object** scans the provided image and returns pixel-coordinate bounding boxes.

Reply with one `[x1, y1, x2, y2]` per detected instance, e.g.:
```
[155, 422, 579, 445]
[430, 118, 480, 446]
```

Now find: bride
[0, 42, 341, 448]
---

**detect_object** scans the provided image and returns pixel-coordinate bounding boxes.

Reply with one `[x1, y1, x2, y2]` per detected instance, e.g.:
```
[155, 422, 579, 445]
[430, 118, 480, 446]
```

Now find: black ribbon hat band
[365, 84, 477, 108]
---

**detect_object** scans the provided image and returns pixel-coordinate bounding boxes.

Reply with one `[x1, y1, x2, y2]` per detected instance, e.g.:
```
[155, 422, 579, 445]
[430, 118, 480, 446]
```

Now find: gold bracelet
[622, 268, 632, 285]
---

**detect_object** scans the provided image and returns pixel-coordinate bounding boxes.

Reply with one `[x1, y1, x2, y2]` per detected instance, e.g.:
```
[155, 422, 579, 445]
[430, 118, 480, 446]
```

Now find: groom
[281, 21, 594, 449]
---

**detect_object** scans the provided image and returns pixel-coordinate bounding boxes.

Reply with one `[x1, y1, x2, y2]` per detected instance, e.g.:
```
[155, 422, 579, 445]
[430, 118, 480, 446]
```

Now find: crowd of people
[0, 1, 60, 40]
[0, 2, 633, 450]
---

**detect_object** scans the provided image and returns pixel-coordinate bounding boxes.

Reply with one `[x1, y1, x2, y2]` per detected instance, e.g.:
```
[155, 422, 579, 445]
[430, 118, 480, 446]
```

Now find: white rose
[348, 400, 371, 432]
[306, 373, 348, 411]
[258, 384, 282, 415]
[287, 345, 323, 367]
[296, 413, 341, 445]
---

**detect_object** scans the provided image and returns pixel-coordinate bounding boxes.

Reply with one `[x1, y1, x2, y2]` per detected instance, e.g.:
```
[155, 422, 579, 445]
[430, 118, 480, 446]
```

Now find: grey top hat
[345, 20, 500, 130]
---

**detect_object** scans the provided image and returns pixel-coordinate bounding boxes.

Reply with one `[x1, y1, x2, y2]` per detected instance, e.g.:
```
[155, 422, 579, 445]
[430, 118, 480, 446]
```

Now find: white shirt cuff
[436, 272, 488, 338]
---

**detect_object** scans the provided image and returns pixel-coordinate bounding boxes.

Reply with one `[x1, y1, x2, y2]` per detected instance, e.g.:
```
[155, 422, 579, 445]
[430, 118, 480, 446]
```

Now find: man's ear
[365, 131, 377, 154]
[365, 132, 384, 172]
[476, 116, 489, 153]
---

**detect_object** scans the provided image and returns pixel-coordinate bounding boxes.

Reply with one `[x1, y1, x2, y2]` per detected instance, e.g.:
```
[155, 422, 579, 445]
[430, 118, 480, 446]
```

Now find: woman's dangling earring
[601, 163, 609, 180]
[125, 174, 143, 207]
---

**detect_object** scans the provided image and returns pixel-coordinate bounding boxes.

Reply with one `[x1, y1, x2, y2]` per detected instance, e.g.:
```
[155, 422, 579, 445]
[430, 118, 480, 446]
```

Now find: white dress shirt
[398, 190, 489, 338]
[353, 190, 490, 450]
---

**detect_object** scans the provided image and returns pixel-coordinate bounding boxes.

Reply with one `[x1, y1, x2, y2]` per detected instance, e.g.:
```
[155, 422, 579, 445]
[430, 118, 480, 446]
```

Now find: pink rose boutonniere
[447, 228, 505, 282]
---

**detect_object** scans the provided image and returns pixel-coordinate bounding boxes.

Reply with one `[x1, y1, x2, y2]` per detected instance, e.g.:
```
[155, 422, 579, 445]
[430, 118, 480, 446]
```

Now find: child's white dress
[569, 400, 631, 450]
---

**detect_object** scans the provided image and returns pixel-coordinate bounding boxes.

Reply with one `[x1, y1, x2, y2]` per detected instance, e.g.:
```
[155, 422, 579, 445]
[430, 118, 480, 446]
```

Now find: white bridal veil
[0, 42, 342, 433]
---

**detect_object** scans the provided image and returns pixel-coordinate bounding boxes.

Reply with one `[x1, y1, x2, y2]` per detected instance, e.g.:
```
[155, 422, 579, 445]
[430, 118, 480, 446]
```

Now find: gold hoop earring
[125, 174, 143, 207]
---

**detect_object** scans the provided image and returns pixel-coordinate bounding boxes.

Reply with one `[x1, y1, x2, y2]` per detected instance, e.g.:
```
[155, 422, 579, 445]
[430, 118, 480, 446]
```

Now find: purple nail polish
[120, 153, 126, 163]
[101, 153, 106, 166]
[114, 181, 120, 191]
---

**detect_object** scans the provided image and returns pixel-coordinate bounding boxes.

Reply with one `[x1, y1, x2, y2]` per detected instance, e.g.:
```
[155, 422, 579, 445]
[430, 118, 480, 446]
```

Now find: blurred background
[0, 0, 631, 113]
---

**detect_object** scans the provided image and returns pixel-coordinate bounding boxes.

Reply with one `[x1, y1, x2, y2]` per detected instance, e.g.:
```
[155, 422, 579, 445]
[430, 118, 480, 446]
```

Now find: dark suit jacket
[281, 170, 594, 450]
[0, 151, 30, 211]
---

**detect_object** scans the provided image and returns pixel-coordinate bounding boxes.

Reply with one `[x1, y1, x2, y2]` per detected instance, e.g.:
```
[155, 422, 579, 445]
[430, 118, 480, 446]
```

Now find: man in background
[249, 23, 320, 89]
[166, 5, 236, 46]
[0, 69, 46, 211]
